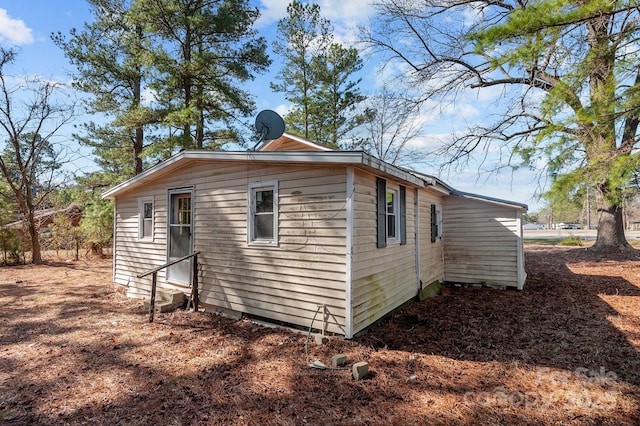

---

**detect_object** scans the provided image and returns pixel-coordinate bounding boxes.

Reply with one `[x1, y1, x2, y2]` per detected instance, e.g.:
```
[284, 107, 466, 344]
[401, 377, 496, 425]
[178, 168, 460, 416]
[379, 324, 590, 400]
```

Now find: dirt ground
[1, 245, 639, 425]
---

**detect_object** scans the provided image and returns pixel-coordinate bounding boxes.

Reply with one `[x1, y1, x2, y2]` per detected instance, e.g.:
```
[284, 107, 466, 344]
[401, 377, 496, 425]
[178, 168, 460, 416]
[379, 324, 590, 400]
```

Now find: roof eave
[102, 150, 189, 199]
[102, 150, 427, 200]
[257, 132, 334, 152]
[451, 189, 528, 211]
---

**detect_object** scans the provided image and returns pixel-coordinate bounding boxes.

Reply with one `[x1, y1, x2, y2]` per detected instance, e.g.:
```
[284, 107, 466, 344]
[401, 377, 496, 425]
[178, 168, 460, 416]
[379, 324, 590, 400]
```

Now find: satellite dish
[253, 109, 285, 150]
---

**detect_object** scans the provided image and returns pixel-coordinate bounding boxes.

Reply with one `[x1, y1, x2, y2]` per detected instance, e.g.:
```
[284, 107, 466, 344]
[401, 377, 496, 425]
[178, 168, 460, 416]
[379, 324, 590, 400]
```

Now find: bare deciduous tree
[362, 0, 640, 250]
[0, 48, 75, 264]
[355, 85, 426, 166]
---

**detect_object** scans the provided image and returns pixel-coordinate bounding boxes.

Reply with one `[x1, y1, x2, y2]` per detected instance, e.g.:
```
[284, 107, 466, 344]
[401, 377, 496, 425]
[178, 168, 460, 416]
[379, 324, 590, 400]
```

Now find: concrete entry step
[144, 289, 186, 313]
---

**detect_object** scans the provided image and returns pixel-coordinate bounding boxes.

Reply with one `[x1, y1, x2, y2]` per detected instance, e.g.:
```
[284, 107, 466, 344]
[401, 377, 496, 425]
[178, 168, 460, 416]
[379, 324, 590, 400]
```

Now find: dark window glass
[169, 225, 190, 257]
[255, 213, 274, 239]
[386, 191, 397, 239]
[254, 189, 274, 240]
[142, 202, 153, 238]
[256, 190, 273, 213]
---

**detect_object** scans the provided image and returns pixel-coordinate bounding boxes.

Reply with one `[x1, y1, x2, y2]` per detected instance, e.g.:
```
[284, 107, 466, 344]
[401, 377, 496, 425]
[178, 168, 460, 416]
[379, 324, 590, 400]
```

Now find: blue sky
[0, 0, 545, 211]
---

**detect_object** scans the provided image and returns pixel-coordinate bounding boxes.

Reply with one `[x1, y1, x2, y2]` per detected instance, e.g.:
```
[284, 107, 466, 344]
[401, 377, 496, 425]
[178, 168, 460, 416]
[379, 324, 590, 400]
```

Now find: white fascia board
[423, 181, 452, 195]
[359, 153, 429, 187]
[238, 150, 362, 163]
[284, 133, 334, 151]
[406, 170, 453, 195]
[102, 151, 188, 199]
[257, 132, 334, 151]
[451, 190, 528, 211]
[102, 150, 429, 200]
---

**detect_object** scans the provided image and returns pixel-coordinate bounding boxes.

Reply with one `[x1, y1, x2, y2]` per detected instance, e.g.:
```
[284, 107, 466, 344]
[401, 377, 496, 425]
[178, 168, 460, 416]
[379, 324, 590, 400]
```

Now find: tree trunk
[134, 126, 143, 174]
[133, 65, 144, 175]
[592, 187, 632, 251]
[195, 109, 204, 149]
[28, 218, 42, 264]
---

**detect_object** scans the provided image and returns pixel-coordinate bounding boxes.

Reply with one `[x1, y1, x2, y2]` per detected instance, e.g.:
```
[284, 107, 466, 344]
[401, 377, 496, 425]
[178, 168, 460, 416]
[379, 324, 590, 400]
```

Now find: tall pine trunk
[133, 74, 143, 175]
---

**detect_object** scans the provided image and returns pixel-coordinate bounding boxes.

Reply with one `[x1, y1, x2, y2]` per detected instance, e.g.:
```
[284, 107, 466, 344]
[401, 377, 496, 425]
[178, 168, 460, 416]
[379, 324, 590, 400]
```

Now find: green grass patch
[523, 238, 564, 245]
[559, 236, 583, 246]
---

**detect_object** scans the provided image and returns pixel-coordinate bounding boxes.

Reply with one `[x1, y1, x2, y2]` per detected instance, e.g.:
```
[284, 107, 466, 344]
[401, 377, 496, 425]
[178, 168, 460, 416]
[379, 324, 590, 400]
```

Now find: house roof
[102, 150, 428, 199]
[257, 132, 334, 152]
[2, 204, 83, 229]
[450, 190, 528, 210]
[101, 147, 527, 211]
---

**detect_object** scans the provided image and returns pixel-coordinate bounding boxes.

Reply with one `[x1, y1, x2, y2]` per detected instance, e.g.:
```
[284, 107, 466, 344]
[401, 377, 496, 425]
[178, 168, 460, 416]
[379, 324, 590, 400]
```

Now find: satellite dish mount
[253, 110, 285, 150]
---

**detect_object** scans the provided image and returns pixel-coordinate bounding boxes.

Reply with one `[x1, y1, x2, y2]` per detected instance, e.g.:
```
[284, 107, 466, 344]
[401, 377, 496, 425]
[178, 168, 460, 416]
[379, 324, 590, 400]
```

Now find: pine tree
[312, 43, 365, 147]
[53, 0, 150, 178]
[271, 1, 331, 141]
[132, 0, 270, 150]
[272, 1, 364, 147]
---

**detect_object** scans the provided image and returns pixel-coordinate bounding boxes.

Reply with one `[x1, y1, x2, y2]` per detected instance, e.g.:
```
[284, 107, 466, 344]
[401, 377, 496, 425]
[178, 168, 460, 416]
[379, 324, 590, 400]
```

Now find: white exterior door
[167, 189, 193, 284]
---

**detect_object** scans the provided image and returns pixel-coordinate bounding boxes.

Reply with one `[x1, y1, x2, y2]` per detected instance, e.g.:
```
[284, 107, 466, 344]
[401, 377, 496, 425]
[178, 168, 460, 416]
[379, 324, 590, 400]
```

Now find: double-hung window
[138, 197, 154, 240]
[376, 177, 406, 248]
[431, 204, 443, 242]
[386, 189, 399, 243]
[248, 181, 278, 246]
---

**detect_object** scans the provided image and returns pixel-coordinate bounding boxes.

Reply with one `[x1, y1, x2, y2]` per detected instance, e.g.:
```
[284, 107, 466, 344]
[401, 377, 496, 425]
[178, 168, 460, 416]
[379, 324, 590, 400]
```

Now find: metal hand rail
[137, 251, 201, 323]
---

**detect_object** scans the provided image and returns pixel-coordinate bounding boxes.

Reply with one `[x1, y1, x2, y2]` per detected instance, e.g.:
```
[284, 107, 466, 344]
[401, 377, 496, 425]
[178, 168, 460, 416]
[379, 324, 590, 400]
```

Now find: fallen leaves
[0, 246, 639, 425]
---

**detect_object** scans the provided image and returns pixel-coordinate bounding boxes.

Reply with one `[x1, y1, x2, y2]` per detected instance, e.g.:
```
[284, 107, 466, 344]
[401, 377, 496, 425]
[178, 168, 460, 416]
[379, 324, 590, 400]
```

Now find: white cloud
[443, 6, 483, 28]
[256, 0, 374, 47]
[318, 0, 374, 22]
[0, 9, 33, 45]
[257, 0, 374, 25]
[474, 85, 503, 102]
[318, 0, 374, 46]
[370, 62, 410, 90]
[405, 134, 444, 151]
[273, 103, 292, 117]
[6, 73, 66, 89]
[255, 0, 289, 28]
[405, 131, 461, 152]
[141, 87, 157, 106]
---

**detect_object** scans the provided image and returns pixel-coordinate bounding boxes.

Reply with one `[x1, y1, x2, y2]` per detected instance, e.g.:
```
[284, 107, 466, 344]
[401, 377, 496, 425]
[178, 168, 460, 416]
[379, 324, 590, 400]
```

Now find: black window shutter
[376, 177, 387, 248]
[399, 186, 407, 245]
[430, 204, 437, 243]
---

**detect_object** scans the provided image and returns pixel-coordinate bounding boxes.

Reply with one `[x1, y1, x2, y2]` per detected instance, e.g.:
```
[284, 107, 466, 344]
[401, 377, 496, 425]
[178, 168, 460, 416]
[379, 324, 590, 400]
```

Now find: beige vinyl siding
[417, 191, 445, 286]
[350, 170, 418, 335]
[113, 188, 170, 299]
[110, 160, 348, 334]
[442, 196, 522, 288]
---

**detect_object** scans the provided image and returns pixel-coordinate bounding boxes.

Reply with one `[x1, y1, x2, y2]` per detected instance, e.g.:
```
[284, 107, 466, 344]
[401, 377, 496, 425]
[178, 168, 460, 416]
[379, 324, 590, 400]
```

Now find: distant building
[523, 223, 546, 230]
[552, 222, 581, 230]
[2, 204, 83, 232]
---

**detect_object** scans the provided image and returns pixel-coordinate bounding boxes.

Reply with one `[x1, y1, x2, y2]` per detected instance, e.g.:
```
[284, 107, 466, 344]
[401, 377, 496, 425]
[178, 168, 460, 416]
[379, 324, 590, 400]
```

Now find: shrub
[0, 228, 23, 265]
[560, 236, 583, 246]
[80, 199, 113, 255]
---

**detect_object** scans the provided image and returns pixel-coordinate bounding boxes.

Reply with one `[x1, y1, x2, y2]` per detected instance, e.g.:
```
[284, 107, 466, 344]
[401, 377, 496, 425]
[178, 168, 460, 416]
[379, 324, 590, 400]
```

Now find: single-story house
[102, 133, 527, 338]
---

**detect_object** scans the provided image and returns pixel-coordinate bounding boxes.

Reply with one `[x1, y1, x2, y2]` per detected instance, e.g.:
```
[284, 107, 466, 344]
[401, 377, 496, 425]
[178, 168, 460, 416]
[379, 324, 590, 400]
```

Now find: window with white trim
[436, 206, 443, 239]
[248, 181, 278, 245]
[386, 188, 399, 243]
[376, 178, 406, 248]
[138, 197, 154, 240]
[431, 204, 443, 242]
